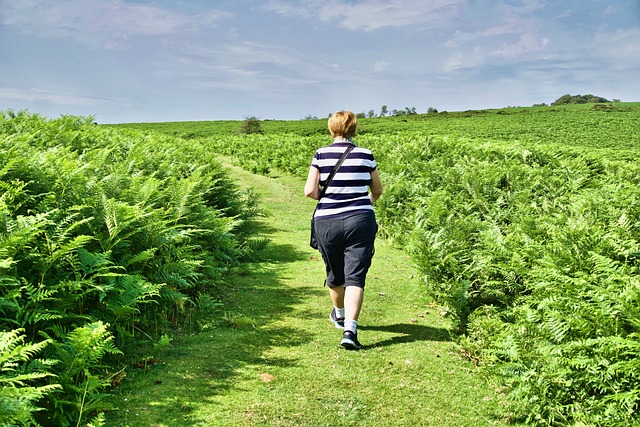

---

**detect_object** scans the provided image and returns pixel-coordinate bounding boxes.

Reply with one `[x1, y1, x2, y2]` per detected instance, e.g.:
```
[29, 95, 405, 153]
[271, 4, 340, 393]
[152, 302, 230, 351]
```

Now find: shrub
[237, 116, 263, 135]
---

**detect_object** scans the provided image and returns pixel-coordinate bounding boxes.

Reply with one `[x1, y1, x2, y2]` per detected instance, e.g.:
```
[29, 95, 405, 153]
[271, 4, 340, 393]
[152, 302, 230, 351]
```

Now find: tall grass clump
[0, 110, 258, 426]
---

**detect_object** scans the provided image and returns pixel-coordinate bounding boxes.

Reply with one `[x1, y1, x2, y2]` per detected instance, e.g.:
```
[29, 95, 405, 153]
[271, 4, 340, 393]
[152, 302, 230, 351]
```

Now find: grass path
[107, 164, 511, 426]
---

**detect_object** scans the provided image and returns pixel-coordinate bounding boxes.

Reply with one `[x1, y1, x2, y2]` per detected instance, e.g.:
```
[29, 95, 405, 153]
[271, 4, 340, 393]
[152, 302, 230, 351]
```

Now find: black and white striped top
[311, 140, 377, 219]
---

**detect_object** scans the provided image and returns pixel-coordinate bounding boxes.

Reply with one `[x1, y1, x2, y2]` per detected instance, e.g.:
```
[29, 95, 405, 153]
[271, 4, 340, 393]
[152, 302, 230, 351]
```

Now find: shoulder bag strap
[318, 144, 354, 200]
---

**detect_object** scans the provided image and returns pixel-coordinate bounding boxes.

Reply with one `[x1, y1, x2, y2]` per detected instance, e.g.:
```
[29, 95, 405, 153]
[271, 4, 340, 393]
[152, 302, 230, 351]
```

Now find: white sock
[344, 319, 357, 333]
[335, 307, 345, 318]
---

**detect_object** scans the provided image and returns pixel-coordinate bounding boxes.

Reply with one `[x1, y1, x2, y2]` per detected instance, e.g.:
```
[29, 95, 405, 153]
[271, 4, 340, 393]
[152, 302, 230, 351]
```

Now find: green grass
[105, 162, 518, 427]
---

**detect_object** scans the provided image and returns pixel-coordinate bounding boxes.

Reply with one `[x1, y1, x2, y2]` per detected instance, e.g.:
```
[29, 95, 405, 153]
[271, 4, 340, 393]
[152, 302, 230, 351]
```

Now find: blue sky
[1, 0, 638, 123]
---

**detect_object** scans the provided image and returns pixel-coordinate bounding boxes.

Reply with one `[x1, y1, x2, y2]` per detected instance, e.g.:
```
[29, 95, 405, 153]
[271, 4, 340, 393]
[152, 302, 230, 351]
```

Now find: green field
[2, 103, 639, 426]
[112, 102, 640, 152]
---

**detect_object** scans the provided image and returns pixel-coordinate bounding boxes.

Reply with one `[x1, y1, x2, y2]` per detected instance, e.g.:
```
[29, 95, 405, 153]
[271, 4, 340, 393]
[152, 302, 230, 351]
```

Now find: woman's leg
[340, 214, 376, 349]
[329, 285, 345, 309]
[341, 285, 364, 349]
[344, 285, 363, 321]
[328, 284, 346, 328]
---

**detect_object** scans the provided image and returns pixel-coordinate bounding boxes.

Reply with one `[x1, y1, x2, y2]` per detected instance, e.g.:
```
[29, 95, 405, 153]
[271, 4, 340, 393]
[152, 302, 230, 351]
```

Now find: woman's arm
[304, 166, 321, 200]
[369, 169, 383, 203]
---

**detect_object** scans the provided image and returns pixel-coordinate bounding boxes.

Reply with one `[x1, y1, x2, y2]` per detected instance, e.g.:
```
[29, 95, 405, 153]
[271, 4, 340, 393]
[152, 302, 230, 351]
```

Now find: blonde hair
[328, 110, 357, 139]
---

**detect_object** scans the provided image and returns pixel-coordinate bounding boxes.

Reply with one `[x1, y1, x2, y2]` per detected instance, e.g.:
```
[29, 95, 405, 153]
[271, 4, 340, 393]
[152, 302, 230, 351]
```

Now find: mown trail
[107, 163, 512, 427]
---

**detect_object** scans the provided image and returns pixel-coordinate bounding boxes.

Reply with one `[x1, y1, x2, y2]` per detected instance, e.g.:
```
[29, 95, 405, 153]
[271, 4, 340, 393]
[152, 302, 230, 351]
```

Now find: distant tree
[427, 107, 438, 114]
[367, 110, 375, 118]
[380, 105, 388, 117]
[303, 115, 319, 120]
[238, 116, 263, 134]
[552, 94, 610, 106]
[356, 112, 366, 118]
[587, 94, 609, 103]
[552, 94, 573, 105]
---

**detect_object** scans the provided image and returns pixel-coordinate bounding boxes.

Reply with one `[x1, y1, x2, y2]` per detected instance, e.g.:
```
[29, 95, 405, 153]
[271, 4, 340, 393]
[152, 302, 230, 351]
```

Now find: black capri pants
[314, 211, 378, 288]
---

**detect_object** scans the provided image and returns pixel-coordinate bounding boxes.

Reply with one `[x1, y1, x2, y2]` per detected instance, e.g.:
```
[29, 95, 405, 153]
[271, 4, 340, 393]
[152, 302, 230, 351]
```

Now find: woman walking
[304, 110, 383, 350]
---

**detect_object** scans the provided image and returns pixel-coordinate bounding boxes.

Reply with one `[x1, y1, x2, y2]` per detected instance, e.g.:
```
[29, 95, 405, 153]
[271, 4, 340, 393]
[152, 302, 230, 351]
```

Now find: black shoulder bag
[310, 144, 354, 249]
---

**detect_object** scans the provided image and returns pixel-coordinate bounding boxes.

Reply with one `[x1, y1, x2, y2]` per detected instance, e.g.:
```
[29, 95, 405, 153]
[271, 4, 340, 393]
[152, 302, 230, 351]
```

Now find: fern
[101, 275, 163, 320]
[0, 111, 280, 422]
[12, 280, 65, 334]
[0, 329, 60, 427]
[40, 210, 94, 284]
[45, 321, 121, 427]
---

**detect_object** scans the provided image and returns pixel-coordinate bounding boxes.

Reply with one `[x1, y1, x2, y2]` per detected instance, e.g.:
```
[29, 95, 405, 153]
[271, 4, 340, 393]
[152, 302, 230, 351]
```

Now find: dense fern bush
[0, 110, 256, 426]
[202, 120, 640, 426]
[373, 134, 640, 426]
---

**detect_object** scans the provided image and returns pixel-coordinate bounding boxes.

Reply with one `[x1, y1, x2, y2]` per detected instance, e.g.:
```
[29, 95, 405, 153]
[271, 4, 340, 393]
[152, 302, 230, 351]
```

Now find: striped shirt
[311, 140, 377, 219]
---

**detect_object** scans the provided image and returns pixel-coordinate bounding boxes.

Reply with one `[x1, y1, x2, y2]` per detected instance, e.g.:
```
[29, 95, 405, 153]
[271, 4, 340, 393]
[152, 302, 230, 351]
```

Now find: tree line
[302, 93, 618, 120]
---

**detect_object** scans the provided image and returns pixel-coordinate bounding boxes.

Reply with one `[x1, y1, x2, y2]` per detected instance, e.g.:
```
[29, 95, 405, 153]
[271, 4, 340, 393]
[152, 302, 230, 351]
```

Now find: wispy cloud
[443, 34, 550, 72]
[156, 41, 297, 76]
[373, 61, 391, 72]
[0, 0, 232, 49]
[150, 40, 322, 96]
[265, 0, 465, 31]
[591, 28, 640, 68]
[490, 32, 551, 58]
[0, 87, 130, 107]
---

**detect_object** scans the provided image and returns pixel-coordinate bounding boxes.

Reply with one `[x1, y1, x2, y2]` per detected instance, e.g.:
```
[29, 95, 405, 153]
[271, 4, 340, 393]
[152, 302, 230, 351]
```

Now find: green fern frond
[97, 195, 154, 252]
[102, 275, 163, 319]
[0, 329, 60, 426]
[0, 210, 51, 259]
[0, 329, 50, 364]
[77, 247, 117, 276]
[242, 237, 270, 253]
[119, 248, 156, 268]
[54, 321, 121, 377]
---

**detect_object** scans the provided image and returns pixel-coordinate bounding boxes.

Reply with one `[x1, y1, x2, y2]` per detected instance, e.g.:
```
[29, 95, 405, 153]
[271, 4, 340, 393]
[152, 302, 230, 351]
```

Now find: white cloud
[441, 14, 553, 72]
[0, 0, 232, 49]
[156, 41, 298, 78]
[490, 33, 550, 58]
[591, 28, 640, 67]
[0, 87, 129, 106]
[497, 0, 546, 15]
[147, 40, 326, 97]
[373, 61, 391, 72]
[443, 51, 465, 71]
[265, 0, 465, 31]
[442, 45, 486, 71]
